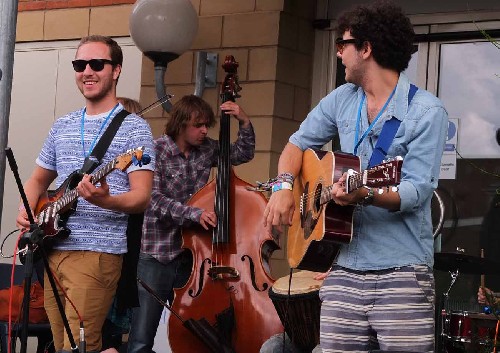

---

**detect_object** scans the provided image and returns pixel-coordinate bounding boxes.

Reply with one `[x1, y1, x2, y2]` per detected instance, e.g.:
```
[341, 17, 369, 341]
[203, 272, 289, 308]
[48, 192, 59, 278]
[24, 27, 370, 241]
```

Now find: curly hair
[164, 95, 216, 139]
[336, 0, 415, 73]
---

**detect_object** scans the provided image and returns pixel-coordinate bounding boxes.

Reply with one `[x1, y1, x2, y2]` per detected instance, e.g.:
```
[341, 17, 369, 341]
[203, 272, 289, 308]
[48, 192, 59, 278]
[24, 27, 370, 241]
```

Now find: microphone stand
[5, 147, 80, 353]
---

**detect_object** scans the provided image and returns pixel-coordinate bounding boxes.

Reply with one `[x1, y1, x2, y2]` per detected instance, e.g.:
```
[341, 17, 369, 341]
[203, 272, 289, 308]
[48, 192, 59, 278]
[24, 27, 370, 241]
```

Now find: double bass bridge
[208, 266, 240, 280]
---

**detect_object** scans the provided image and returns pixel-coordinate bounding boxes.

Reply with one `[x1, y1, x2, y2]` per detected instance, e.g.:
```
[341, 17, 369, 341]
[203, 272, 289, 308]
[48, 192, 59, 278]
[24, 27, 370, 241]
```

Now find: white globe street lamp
[130, 0, 217, 112]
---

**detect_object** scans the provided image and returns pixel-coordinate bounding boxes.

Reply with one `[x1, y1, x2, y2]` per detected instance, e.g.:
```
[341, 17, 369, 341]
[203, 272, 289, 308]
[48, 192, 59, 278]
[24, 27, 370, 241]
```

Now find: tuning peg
[132, 153, 152, 167]
[142, 154, 151, 165]
[377, 188, 384, 195]
[382, 156, 403, 163]
[390, 186, 398, 192]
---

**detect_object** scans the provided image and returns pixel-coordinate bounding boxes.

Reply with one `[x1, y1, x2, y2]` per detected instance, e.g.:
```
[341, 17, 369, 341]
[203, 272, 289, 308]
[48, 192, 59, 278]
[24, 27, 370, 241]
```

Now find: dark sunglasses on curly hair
[72, 59, 115, 73]
[335, 38, 359, 54]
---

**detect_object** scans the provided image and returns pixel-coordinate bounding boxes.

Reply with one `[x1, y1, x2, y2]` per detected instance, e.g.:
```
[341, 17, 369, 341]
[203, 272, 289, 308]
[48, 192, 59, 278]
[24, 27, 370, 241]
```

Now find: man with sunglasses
[264, 1, 448, 352]
[16, 35, 155, 353]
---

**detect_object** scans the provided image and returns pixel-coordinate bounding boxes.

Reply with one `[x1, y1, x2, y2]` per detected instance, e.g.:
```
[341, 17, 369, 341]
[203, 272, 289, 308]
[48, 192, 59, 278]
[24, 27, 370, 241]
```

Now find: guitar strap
[80, 109, 130, 174]
[368, 84, 418, 168]
[77, 108, 143, 310]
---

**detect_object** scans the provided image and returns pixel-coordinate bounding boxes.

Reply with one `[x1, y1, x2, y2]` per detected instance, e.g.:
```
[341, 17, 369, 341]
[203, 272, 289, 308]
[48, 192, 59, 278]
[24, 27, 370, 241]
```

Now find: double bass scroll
[168, 55, 284, 353]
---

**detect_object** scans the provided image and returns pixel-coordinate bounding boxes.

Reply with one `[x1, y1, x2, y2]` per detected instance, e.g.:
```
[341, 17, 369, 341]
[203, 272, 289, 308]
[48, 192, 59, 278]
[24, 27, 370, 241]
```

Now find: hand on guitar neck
[75, 174, 111, 208]
[331, 168, 401, 211]
[330, 173, 366, 206]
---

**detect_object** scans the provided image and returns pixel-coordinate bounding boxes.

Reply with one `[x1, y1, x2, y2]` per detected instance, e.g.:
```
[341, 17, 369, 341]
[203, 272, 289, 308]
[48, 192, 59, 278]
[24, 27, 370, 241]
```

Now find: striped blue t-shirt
[36, 104, 155, 254]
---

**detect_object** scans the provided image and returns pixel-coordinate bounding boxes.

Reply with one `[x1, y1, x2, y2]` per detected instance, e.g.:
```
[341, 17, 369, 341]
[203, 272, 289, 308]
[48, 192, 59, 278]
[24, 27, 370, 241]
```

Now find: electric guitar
[19, 147, 150, 263]
[287, 148, 403, 272]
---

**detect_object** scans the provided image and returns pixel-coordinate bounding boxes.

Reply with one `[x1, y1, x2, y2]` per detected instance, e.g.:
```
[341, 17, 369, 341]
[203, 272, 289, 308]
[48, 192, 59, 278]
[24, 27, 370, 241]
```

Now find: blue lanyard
[80, 103, 119, 157]
[353, 86, 397, 156]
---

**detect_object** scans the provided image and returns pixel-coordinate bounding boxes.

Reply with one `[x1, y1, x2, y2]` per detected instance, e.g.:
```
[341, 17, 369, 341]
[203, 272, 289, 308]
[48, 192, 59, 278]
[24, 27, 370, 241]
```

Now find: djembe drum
[268, 271, 323, 352]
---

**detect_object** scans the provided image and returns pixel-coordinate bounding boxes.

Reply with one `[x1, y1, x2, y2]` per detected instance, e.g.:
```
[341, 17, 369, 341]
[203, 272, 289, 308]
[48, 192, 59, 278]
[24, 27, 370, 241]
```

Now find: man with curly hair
[264, 1, 448, 352]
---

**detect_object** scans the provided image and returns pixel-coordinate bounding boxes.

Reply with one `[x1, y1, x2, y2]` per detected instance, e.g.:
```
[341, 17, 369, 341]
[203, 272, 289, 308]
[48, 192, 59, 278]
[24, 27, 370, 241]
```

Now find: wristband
[360, 186, 374, 206]
[276, 172, 294, 184]
[272, 182, 293, 193]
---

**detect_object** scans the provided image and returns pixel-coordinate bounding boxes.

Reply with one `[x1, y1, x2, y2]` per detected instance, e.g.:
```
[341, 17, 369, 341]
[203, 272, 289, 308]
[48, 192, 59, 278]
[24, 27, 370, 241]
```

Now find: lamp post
[0, 0, 20, 235]
[129, 0, 217, 113]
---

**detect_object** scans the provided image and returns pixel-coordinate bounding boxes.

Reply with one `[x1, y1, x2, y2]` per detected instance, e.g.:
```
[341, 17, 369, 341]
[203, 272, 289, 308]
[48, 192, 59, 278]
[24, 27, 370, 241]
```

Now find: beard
[78, 77, 115, 103]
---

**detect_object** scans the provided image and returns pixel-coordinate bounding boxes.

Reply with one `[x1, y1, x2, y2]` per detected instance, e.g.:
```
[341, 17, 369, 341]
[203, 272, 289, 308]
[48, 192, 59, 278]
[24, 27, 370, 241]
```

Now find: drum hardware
[436, 249, 500, 352]
[440, 268, 460, 349]
[434, 251, 500, 275]
[432, 189, 445, 240]
[442, 311, 499, 353]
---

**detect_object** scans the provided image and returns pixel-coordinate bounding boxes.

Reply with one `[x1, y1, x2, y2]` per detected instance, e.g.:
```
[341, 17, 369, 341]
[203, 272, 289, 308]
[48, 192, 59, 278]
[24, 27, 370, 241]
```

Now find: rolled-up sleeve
[290, 92, 341, 151]
[398, 105, 448, 213]
[230, 123, 256, 165]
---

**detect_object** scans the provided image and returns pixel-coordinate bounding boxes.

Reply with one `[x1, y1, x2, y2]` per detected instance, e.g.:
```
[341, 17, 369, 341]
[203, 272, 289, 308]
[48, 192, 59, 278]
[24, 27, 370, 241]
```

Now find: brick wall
[18, 0, 135, 12]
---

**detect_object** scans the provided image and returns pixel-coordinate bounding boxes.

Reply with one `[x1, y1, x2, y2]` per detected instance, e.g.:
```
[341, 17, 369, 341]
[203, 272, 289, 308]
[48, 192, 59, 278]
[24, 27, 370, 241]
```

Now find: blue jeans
[127, 251, 192, 353]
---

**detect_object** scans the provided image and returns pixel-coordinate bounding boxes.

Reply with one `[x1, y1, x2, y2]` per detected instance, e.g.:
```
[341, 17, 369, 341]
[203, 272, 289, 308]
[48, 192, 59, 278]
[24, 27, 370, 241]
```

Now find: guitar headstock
[220, 55, 241, 102]
[114, 146, 151, 171]
[365, 157, 403, 189]
[346, 157, 403, 193]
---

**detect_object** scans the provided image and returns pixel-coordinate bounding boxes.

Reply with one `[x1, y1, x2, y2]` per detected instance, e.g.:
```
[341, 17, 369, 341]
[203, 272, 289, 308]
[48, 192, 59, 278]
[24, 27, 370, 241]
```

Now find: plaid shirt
[141, 123, 255, 264]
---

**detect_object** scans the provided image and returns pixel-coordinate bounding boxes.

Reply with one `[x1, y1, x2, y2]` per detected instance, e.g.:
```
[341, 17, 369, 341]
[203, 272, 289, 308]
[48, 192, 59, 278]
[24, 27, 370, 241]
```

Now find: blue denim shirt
[290, 73, 448, 270]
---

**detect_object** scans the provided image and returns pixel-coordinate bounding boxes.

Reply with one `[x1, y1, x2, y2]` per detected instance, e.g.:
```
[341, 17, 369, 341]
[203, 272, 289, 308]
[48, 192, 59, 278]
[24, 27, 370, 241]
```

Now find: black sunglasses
[335, 38, 359, 53]
[72, 59, 115, 72]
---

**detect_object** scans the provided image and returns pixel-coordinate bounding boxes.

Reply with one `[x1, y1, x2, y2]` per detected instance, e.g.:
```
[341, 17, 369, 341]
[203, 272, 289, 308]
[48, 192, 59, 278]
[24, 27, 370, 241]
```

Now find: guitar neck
[319, 172, 366, 205]
[312, 158, 402, 207]
[55, 158, 117, 211]
[90, 159, 116, 184]
[346, 171, 366, 194]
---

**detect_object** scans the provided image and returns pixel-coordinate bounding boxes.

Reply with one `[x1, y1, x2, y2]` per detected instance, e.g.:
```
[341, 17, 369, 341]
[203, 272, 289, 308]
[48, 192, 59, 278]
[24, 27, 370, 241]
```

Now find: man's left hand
[331, 172, 365, 206]
[76, 174, 111, 207]
[220, 101, 250, 128]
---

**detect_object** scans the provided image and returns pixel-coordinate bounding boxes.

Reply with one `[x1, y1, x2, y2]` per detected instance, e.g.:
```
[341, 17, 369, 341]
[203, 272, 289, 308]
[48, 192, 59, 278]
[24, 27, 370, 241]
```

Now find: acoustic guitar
[19, 147, 150, 263]
[287, 148, 402, 272]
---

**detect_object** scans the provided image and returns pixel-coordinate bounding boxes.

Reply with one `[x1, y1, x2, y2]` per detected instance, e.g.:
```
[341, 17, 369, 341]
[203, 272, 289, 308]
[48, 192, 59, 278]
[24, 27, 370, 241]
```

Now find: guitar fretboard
[52, 158, 118, 213]
[318, 171, 366, 206]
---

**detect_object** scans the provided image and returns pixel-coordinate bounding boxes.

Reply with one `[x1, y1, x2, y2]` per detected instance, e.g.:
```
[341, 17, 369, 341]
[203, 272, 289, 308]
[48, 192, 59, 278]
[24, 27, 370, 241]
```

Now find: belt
[332, 264, 412, 275]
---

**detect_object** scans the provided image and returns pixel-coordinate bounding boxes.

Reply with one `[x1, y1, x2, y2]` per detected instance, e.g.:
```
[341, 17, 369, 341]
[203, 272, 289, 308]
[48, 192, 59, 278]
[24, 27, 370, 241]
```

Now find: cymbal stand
[439, 269, 459, 353]
[444, 269, 459, 299]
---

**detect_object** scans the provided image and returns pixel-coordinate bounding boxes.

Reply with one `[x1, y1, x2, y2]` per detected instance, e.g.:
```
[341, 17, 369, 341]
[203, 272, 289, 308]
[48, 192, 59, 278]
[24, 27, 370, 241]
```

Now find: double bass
[168, 56, 284, 352]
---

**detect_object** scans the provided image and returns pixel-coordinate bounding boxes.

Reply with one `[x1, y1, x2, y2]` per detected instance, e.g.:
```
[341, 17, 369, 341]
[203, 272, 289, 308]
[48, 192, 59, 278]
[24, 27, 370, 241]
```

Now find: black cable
[0, 229, 21, 258]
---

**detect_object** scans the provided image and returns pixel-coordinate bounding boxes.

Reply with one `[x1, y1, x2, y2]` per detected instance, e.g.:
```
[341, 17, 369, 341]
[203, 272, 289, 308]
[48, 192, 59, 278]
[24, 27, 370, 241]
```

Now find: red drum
[448, 311, 472, 342]
[268, 271, 323, 352]
[443, 310, 499, 351]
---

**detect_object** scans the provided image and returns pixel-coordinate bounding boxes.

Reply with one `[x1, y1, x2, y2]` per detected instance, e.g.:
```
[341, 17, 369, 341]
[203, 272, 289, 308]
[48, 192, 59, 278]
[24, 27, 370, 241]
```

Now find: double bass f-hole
[241, 254, 270, 292]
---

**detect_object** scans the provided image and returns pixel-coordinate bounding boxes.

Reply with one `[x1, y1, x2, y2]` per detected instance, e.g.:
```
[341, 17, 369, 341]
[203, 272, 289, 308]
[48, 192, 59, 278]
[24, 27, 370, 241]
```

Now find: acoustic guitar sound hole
[314, 183, 322, 213]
